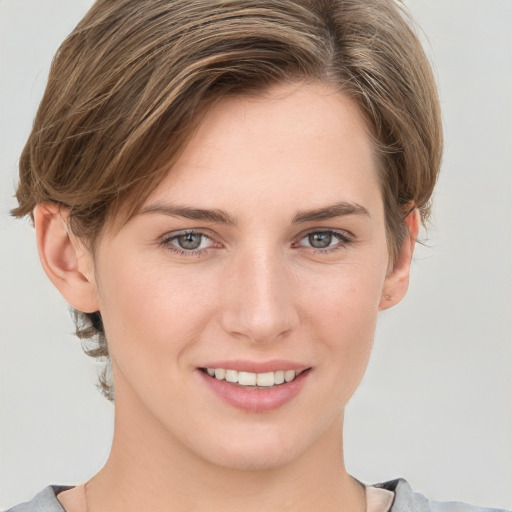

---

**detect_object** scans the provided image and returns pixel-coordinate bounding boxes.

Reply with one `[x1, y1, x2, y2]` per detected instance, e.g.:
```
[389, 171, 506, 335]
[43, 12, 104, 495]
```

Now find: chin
[190, 426, 307, 472]
[204, 445, 297, 472]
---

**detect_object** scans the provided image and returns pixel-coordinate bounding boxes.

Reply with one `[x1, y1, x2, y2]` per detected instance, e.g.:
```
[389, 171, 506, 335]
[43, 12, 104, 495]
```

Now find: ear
[34, 202, 100, 313]
[379, 208, 420, 311]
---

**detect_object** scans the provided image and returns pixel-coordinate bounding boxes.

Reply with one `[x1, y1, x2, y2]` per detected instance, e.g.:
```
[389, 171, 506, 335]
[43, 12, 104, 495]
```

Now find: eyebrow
[141, 203, 237, 225]
[292, 202, 370, 223]
[141, 200, 370, 225]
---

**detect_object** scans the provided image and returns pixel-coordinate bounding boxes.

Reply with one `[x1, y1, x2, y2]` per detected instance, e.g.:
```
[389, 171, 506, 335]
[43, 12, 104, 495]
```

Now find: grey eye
[177, 233, 203, 250]
[308, 232, 333, 248]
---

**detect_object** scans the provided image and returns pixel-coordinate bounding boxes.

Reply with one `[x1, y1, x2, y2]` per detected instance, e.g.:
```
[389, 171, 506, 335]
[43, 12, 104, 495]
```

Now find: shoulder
[3, 486, 69, 512]
[374, 479, 510, 512]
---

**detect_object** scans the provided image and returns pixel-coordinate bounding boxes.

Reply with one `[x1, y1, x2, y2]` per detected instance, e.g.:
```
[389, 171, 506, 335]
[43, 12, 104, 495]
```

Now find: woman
[3, 1, 509, 511]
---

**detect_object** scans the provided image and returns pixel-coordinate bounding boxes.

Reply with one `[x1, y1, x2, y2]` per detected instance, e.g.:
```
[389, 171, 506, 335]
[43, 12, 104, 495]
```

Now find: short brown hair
[12, 0, 443, 399]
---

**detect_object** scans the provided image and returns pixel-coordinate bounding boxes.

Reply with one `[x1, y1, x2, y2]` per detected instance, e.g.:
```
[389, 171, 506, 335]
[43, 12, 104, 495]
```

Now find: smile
[203, 368, 302, 388]
[199, 365, 311, 412]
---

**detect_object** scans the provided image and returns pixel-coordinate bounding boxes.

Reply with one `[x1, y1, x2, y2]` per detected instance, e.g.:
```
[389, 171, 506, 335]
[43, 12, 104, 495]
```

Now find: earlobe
[379, 208, 420, 311]
[34, 203, 100, 313]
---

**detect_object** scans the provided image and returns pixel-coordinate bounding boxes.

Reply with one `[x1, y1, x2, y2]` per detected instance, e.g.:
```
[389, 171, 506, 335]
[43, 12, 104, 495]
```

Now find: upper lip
[198, 359, 310, 374]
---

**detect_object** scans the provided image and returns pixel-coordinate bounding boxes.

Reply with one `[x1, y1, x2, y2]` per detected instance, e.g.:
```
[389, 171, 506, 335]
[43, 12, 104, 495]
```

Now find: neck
[86, 377, 365, 512]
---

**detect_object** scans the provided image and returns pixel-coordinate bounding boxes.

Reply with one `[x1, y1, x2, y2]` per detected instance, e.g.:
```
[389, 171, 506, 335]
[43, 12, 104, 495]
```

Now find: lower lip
[198, 369, 310, 413]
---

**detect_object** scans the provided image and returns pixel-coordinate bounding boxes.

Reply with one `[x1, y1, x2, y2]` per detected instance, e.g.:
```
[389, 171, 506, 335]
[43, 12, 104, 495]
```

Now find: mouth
[198, 364, 311, 412]
[200, 367, 308, 389]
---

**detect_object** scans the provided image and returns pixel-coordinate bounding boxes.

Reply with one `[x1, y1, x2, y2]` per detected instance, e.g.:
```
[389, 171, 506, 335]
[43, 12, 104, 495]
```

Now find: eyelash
[293, 230, 353, 254]
[159, 230, 217, 257]
[159, 229, 353, 257]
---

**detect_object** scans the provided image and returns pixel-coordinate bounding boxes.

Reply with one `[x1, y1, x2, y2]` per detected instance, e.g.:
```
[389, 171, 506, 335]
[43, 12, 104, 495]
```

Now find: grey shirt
[4, 479, 509, 512]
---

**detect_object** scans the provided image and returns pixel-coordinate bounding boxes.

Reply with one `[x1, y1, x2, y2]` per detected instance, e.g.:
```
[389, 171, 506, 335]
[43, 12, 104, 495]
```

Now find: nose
[219, 247, 300, 344]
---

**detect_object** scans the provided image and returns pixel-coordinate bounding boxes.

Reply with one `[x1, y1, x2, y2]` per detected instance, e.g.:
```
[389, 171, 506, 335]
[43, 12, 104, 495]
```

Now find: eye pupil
[178, 233, 202, 250]
[308, 232, 332, 248]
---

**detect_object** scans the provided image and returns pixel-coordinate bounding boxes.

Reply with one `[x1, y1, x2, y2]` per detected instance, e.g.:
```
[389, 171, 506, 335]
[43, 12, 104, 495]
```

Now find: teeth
[256, 372, 275, 387]
[205, 368, 301, 387]
[238, 371, 257, 386]
[225, 369, 238, 383]
[284, 369, 296, 382]
[274, 370, 285, 385]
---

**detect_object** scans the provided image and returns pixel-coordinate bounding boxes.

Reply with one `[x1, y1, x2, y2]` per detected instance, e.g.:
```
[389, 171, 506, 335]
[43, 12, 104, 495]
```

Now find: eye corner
[158, 229, 221, 256]
[294, 228, 354, 253]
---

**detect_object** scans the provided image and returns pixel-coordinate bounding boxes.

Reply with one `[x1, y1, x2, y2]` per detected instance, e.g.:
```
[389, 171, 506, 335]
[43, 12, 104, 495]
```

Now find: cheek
[95, 256, 217, 375]
[300, 260, 387, 394]
[303, 257, 386, 332]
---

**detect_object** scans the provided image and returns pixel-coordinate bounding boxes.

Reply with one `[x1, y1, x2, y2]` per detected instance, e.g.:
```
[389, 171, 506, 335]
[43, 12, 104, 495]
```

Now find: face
[86, 82, 409, 470]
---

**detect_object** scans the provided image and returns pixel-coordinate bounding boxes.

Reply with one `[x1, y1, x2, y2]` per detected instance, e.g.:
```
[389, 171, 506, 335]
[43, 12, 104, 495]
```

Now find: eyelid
[293, 228, 354, 251]
[157, 227, 353, 256]
[159, 227, 218, 241]
[159, 229, 220, 255]
[295, 227, 353, 241]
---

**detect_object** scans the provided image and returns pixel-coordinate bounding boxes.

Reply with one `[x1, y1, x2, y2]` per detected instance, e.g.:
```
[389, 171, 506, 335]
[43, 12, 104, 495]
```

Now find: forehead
[142, 82, 380, 213]
[179, 83, 370, 165]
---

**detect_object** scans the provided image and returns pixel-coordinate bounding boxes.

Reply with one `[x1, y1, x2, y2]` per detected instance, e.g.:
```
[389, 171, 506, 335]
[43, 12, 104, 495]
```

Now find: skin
[36, 82, 418, 512]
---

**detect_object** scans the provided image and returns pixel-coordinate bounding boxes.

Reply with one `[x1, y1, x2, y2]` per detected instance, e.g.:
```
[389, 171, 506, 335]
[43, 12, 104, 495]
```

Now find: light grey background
[1, 0, 511, 509]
